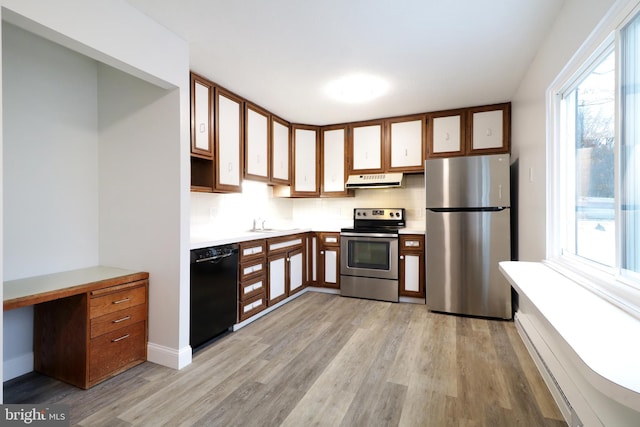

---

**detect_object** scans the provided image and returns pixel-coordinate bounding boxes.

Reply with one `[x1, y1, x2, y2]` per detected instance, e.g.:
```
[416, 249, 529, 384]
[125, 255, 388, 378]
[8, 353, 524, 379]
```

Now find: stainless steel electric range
[340, 208, 405, 302]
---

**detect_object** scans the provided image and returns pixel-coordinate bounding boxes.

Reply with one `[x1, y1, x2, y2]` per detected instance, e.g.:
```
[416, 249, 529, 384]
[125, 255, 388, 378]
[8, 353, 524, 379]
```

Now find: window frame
[547, 0, 640, 318]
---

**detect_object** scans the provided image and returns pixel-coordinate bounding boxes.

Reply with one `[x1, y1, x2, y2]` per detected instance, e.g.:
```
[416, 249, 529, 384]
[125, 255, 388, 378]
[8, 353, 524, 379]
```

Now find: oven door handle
[340, 232, 399, 238]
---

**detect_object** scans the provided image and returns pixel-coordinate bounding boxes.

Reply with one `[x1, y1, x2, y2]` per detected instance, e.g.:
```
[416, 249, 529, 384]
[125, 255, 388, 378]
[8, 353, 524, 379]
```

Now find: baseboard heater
[514, 314, 584, 427]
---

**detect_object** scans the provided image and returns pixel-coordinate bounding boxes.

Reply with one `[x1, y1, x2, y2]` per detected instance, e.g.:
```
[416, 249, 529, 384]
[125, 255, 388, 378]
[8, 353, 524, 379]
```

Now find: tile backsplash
[190, 174, 426, 232]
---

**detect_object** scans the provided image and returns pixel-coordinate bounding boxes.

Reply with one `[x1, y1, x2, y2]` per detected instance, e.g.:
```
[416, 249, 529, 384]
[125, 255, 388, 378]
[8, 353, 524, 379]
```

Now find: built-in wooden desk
[4, 266, 149, 389]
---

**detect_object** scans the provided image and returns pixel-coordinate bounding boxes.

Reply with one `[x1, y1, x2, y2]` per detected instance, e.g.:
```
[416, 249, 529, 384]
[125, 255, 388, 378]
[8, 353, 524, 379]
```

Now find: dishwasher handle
[195, 252, 235, 263]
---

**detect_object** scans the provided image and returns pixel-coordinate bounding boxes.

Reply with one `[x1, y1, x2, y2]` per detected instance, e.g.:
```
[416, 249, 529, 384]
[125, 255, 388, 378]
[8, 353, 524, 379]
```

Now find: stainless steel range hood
[345, 173, 403, 189]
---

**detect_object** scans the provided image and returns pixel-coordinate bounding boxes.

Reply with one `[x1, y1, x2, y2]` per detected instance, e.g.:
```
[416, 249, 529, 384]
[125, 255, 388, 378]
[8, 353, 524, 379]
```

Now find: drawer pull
[112, 333, 130, 343]
[112, 315, 131, 324]
[112, 297, 131, 305]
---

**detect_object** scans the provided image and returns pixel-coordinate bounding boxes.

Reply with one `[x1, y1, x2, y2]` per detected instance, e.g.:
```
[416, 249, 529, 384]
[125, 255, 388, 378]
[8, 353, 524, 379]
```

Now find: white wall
[2, 22, 101, 380]
[1, 0, 191, 393]
[191, 174, 426, 233]
[511, 0, 615, 261]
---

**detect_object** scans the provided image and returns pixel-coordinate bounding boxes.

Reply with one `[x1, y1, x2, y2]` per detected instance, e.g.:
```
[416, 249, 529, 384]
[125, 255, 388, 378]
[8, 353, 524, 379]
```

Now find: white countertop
[191, 224, 426, 249]
[499, 261, 640, 411]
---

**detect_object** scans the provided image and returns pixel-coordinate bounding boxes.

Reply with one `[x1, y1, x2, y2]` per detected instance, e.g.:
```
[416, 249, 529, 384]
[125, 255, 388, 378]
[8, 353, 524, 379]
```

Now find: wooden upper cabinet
[291, 125, 320, 197]
[244, 102, 270, 182]
[427, 109, 467, 158]
[349, 120, 385, 174]
[467, 102, 510, 155]
[321, 125, 350, 196]
[190, 73, 214, 158]
[214, 87, 243, 192]
[386, 114, 425, 172]
[271, 115, 291, 185]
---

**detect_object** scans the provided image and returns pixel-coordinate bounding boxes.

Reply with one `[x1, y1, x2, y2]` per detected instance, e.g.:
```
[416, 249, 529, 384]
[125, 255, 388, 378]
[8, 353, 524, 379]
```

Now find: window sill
[500, 261, 640, 412]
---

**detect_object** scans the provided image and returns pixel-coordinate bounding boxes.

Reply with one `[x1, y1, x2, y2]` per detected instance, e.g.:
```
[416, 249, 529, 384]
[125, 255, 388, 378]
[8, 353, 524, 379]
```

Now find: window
[551, 5, 640, 305]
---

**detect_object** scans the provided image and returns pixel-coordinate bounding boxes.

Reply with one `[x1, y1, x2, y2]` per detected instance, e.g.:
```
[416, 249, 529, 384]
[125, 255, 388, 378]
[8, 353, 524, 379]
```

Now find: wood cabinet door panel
[388, 116, 425, 171]
[292, 126, 320, 196]
[351, 123, 384, 172]
[191, 75, 213, 157]
[271, 116, 291, 184]
[321, 126, 349, 195]
[288, 249, 304, 294]
[215, 89, 243, 192]
[245, 104, 270, 180]
[268, 255, 287, 305]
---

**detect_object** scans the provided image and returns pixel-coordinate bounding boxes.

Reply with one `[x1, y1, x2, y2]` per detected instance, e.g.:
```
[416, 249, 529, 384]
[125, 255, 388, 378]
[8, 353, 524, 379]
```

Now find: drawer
[239, 240, 266, 262]
[238, 292, 266, 322]
[239, 275, 266, 301]
[89, 320, 146, 385]
[90, 304, 147, 339]
[400, 234, 425, 251]
[239, 260, 266, 282]
[318, 232, 340, 246]
[90, 285, 146, 319]
[267, 235, 303, 254]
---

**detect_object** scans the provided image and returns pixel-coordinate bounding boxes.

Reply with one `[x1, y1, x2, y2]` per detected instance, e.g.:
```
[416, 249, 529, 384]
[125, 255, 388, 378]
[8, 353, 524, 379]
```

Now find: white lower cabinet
[268, 254, 287, 305]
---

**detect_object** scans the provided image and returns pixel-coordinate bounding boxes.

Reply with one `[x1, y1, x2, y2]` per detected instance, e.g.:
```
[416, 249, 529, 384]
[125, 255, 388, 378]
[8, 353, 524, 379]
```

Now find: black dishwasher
[190, 243, 238, 351]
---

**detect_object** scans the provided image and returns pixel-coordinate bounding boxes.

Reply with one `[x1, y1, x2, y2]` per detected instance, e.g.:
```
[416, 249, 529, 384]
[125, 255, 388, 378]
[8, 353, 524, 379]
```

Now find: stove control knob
[395, 212, 400, 217]
[362, 212, 367, 216]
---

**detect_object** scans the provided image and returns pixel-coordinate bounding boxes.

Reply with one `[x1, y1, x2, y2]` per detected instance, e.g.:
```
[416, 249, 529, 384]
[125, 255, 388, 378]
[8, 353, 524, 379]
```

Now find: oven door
[340, 232, 399, 280]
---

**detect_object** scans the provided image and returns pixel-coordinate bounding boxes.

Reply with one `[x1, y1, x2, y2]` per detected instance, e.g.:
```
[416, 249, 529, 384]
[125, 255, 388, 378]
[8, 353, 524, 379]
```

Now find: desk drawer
[89, 320, 146, 385]
[90, 286, 146, 319]
[90, 304, 147, 339]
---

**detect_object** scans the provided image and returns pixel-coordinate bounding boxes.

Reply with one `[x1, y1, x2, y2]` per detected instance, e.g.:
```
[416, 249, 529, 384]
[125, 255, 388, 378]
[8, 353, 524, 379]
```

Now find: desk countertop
[4, 266, 148, 311]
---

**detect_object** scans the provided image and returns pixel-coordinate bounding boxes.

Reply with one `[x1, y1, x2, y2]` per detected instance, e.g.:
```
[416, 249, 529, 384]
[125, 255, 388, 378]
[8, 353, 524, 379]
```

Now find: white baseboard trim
[3, 353, 34, 382]
[147, 342, 192, 370]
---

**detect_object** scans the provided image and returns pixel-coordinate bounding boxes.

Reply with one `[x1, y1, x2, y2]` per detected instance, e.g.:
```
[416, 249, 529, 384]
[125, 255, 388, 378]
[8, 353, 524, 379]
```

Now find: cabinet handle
[405, 149, 408, 157]
[286, 257, 290, 262]
[112, 297, 131, 305]
[400, 255, 405, 260]
[112, 315, 131, 324]
[320, 251, 324, 255]
[112, 334, 130, 343]
[228, 162, 232, 172]
[486, 128, 493, 137]
[445, 132, 450, 141]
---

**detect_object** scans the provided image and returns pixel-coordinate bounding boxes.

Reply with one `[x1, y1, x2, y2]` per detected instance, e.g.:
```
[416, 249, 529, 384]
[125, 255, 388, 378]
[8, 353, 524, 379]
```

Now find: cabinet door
[268, 254, 287, 305]
[321, 126, 349, 196]
[468, 103, 510, 154]
[215, 88, 243, 192]
[387, 115, 425, 172]
[400, 252, 424, 298]
[271, 116, 290, 185]
[288, 248, 304, 294]
[322, 247, 339, 288]
[428, 110, 466, 158]
[245, 103, 270, 181]
[292, 125, 320, 196]
[350, 121, 384, 173]
[191, 74, 213, 158]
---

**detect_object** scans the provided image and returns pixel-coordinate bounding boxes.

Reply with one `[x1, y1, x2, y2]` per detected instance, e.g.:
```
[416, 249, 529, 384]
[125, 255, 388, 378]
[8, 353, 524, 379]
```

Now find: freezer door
[425, 154, 510, 208]
[426, 209, 511, 319]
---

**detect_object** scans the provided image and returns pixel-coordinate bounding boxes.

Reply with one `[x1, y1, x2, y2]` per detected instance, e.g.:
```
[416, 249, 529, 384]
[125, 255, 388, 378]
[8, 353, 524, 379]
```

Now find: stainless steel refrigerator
[425, 154, 512, 319]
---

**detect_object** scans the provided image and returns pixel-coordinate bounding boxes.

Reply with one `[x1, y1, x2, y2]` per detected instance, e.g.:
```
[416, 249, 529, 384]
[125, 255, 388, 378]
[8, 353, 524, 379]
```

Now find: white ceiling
[126, 0, 564, 125]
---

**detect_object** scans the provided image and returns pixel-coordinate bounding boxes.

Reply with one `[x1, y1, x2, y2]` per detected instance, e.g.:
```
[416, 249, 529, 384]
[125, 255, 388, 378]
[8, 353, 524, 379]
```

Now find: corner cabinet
[386, 114, 425, 172]
[399, 234, 425, 298]
[291, 125, 320, 197]
[214, 88, 243, 192]
[271, 115, 291, 185]
[244, 102, 270, 182]
[321, 125, 351, 196]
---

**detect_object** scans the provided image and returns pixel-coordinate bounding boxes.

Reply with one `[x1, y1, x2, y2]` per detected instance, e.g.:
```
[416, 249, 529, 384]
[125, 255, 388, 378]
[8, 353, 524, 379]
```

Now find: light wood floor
[4, 292, 566, 426]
